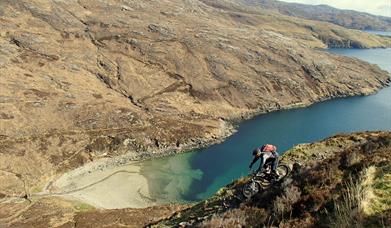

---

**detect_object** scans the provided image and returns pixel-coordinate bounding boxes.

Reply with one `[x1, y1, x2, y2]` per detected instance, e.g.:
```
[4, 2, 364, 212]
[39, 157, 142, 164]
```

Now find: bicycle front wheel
[242, 181, 260, 198]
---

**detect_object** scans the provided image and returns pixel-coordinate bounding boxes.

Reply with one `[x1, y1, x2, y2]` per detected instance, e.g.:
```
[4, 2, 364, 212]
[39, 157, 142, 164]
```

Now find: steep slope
[155, 131, 391, 227]
[0, 0, 390, 204]
[3, 132, 390, 227]
[239, 0, 391, 31]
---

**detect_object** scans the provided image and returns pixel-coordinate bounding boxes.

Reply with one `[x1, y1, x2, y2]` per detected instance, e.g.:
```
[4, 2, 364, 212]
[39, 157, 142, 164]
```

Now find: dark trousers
[265, 157, 278, 172]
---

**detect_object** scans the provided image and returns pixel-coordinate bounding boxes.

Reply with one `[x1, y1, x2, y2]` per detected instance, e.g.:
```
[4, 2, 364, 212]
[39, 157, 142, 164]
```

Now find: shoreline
[37, 161, 157, 209]
[36, 85, 391, 209]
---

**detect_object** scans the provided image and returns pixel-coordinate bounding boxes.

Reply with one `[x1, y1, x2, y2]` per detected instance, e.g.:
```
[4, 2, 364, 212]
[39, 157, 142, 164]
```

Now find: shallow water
[139, 47, 391, 203]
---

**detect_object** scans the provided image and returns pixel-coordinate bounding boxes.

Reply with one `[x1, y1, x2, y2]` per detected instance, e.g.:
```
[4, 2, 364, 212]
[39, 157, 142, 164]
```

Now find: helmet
[252, 148, 261, 156]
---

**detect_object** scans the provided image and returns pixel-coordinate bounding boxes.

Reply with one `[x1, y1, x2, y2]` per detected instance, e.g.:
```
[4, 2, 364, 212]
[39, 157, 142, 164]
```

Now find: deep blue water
[140, 47, 391, 203]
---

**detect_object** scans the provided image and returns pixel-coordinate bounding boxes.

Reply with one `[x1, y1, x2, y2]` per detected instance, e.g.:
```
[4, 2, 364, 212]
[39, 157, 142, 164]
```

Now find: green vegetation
[370, 165, 391, 214]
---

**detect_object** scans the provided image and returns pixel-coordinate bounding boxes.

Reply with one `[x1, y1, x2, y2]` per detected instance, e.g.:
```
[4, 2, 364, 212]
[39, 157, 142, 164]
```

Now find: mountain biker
[249, 144, 279, 177]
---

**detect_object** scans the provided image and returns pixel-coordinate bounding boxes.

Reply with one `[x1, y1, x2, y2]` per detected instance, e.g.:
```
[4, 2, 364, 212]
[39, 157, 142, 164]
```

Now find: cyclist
[249, 144, 279, 177]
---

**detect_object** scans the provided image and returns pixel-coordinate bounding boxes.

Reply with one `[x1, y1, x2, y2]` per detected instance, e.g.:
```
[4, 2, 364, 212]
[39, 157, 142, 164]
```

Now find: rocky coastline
[35, 79, 391, 187]
[1, 0, 391, 226]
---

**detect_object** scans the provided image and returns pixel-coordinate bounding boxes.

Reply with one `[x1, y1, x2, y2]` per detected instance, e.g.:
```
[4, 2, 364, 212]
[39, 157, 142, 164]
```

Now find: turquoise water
[140, 48, 391, 203]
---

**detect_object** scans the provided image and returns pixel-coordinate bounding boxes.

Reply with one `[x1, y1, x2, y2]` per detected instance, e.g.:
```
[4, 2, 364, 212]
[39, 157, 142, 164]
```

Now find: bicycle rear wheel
[276, 164, 290, 180]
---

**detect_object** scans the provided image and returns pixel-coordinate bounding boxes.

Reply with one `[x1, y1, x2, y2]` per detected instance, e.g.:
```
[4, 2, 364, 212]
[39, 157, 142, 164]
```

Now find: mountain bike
[242, 162, 290, 199]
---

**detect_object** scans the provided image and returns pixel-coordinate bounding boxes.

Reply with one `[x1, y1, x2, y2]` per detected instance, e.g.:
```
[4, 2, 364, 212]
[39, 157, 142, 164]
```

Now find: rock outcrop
[0, 0, 390, 209]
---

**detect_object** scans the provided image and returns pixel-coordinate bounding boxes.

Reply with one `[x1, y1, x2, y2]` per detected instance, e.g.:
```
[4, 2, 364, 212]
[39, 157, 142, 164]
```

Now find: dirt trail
[36, 170, 139, 196]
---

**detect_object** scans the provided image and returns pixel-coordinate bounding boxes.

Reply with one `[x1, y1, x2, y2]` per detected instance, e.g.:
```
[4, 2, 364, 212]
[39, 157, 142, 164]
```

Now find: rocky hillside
[1, 199, 189, 227]
[1, 0, 391, 204]
[239, 0, 391, 31]
[154, 131, 391, 227]
[2, 131, 390, 227]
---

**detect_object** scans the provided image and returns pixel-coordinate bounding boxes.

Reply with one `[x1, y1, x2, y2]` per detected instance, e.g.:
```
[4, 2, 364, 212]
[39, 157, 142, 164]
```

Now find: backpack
[261, 144, 277, 152]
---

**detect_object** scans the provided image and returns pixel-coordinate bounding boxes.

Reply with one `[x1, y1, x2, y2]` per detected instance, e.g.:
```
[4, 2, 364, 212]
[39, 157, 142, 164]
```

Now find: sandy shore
[31, 115, 236, 209]
[35, 150, 203, 209]
[41, 161, 156, 209]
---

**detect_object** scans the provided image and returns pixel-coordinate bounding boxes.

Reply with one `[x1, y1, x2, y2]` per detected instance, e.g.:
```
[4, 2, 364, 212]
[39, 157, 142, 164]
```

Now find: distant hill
[241, 0, 391, 31]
